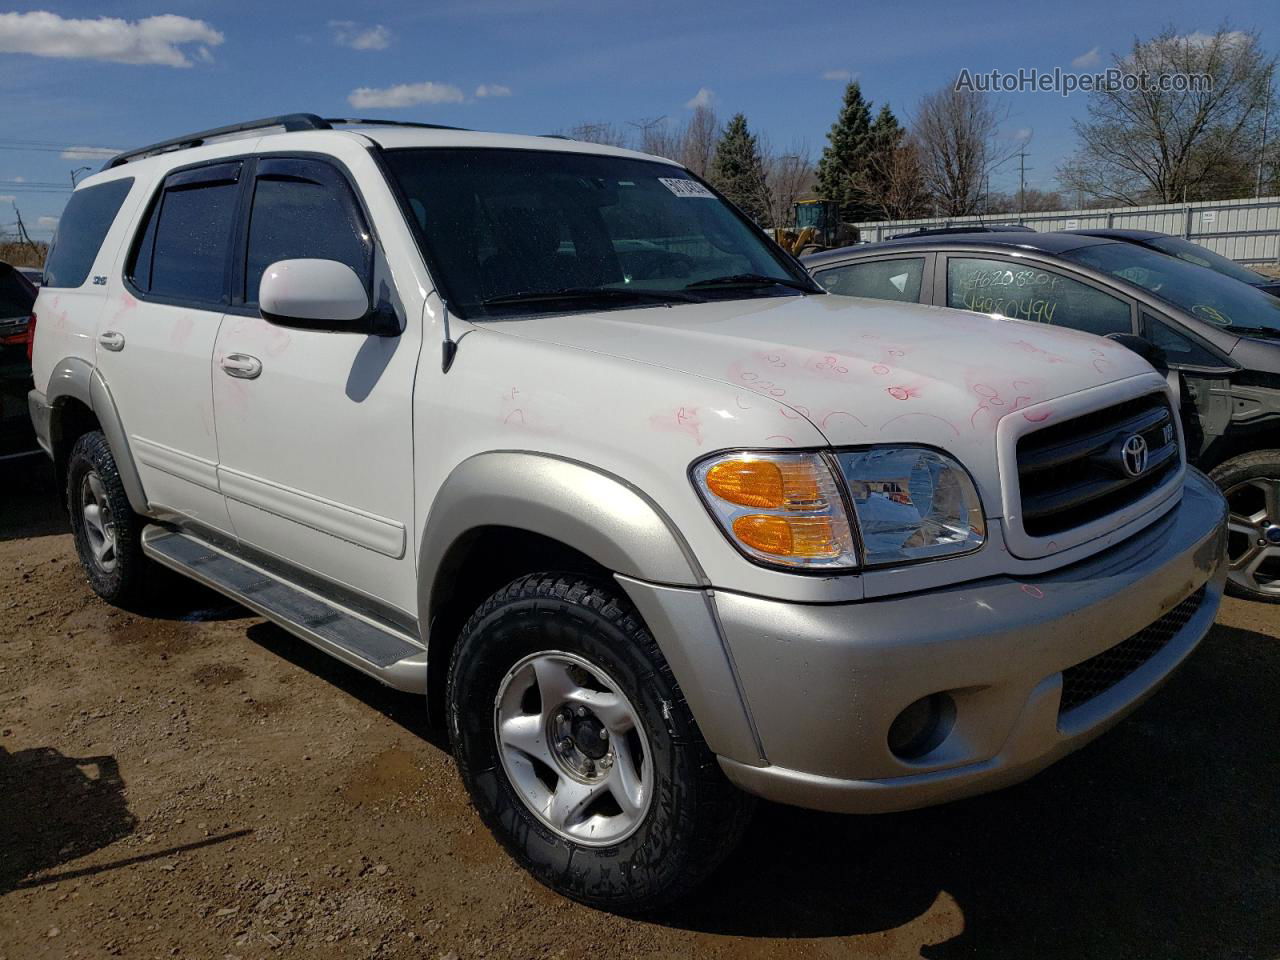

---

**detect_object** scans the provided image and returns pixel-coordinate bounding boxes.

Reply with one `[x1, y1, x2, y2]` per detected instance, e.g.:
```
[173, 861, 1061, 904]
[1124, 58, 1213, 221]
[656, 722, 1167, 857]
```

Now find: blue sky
[0, 0, 1274, 238]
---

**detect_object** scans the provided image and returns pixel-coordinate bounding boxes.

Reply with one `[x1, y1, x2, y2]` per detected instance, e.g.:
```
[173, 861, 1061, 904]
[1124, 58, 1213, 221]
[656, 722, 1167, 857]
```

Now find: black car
[0, 261, 38, 461]
[1068, 228, 1280, 299]
[804, 232, 1280, 603]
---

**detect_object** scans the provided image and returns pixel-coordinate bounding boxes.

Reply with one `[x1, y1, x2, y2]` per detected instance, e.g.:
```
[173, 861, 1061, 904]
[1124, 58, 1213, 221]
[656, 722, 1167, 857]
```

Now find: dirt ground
[2, 458, 1278, 960]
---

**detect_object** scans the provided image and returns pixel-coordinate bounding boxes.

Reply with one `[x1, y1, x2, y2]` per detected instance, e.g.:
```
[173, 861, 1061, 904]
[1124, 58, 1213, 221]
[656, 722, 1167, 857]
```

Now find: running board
[141, 526, 428, 693]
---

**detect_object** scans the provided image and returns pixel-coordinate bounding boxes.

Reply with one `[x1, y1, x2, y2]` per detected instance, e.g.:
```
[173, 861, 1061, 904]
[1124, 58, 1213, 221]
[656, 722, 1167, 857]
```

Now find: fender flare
[416, 451, 764, 764]
[418, 451, 705, 624]
[46, 356, 148, 514]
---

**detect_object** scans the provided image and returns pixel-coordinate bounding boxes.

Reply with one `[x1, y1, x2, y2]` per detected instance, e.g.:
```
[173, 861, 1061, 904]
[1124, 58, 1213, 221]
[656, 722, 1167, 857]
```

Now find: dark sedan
[803, 232, 1280, 603]
[1069, 228, 1280, 298]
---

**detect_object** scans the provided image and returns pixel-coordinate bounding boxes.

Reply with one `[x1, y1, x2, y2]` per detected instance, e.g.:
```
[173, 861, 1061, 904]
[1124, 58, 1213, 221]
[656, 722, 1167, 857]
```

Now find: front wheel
[447, 573, 753, 912]
[1210, 451, 1280, 603]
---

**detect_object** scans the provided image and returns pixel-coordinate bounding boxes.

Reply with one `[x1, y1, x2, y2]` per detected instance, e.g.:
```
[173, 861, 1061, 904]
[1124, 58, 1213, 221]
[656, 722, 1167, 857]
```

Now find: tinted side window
[130, 163, 241, 305]
[243, 160, 371, 303]
[947, 257, 1132, 336]
[43, 178, 133, 288]
[1145, 315, 1225, 367]
[815, 258, 924, 302]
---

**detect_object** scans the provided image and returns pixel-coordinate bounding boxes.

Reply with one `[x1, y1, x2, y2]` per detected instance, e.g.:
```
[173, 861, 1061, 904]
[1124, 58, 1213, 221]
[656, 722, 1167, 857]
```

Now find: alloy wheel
[80, 470, 118, 573]
[493, 650, 652, 846]
[1224, 477, 1280, 597]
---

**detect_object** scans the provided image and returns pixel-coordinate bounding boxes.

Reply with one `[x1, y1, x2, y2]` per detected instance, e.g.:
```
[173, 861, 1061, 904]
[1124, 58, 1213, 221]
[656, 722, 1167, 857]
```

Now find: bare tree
[559, 121, 631, 149]
[680, 105, 718, 179]
[912, 86, 1014, 216]
[983, 187, 1066, 214]
[761, 142, 815, 229]
[1059, 26, 1277, 204]
[849, 133, 931, 221]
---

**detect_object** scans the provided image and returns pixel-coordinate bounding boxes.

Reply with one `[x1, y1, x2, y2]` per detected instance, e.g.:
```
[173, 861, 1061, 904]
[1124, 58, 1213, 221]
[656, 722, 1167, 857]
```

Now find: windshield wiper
[684, 273, 818, 293]
[482, 287, 704, 307]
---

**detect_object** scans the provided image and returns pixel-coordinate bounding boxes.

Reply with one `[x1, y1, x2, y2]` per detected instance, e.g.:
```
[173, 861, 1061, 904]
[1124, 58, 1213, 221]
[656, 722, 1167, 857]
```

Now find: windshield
[383, 148, 813, 318]
[1141, 235, 1271, 287]
[1062, 241, 1280, 338]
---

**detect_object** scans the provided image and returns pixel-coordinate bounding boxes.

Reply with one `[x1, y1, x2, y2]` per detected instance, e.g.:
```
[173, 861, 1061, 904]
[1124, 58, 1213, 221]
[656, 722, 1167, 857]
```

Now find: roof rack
[102, 114, 469, 169]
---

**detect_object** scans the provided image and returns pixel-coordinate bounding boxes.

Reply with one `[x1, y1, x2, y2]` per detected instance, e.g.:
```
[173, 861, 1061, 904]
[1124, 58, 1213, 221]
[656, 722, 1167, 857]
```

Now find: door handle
[98, 331, 126, 352]
[220, 353, 263, 380]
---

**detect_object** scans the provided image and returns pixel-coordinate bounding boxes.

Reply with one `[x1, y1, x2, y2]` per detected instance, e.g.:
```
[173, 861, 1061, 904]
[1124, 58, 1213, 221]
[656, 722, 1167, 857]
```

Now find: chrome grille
[1016, 393, 1179, 538]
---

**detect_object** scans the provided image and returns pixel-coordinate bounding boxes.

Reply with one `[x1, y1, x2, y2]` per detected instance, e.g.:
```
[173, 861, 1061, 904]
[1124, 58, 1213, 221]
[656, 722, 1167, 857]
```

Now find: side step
[141, 526, 428, 693]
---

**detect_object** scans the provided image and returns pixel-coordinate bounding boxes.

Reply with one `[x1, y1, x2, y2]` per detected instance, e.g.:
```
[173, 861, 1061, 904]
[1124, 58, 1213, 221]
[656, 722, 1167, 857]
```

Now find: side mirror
[259, 259, 374, 333]
[1105, 333, 1168, 373]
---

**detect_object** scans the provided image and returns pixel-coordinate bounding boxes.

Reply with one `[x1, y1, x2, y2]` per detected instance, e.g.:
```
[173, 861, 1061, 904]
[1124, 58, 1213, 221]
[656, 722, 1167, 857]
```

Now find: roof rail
[102, 114, 473, 170]
[103, 113, 331, 169]
[324, 117, 467, 132]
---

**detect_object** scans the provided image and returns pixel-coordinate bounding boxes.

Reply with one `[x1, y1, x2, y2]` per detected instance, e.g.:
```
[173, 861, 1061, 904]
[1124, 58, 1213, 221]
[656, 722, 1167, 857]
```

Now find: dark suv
[0, 261, 37, 461]
[804, 232, 1280, 602]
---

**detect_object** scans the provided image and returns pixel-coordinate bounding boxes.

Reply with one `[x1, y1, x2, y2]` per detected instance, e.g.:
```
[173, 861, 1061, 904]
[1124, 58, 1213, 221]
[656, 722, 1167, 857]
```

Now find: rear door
[95, 161, 242, 533]
[210, 156, 419, 615]
[939, 254, 1138, 337]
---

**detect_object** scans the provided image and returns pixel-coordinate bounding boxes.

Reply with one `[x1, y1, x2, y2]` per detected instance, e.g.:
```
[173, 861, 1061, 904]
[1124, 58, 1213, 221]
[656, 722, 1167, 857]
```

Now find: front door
[210, 157, 419, 615]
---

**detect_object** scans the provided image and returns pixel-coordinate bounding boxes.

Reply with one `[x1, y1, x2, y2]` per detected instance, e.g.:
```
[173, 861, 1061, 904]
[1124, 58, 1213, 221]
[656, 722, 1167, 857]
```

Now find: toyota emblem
[1121, 434, 1149, 477]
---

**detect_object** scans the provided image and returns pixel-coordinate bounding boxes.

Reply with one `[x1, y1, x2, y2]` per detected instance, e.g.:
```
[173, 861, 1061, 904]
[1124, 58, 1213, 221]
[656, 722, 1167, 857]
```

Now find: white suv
[29, 114, 1228, 911]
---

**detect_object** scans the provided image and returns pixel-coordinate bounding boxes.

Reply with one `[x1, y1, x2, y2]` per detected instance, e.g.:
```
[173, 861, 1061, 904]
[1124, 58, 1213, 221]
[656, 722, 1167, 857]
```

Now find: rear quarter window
[42, 178, 134, 288]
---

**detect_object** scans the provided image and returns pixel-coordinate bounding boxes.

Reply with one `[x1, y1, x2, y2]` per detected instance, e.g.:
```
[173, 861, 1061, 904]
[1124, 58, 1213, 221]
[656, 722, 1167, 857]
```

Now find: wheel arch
[417, 451, 708, 723]
[44, 357, 147, 514]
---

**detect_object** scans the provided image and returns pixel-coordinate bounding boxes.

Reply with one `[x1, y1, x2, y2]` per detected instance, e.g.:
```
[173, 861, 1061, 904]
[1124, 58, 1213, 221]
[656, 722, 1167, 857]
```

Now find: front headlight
[692, 451, 857, 569]
[836, 447, 985, 565]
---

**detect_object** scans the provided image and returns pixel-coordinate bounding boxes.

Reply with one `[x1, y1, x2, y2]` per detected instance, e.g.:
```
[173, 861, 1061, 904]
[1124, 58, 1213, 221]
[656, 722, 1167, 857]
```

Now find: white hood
[491, 293, 1156, 444]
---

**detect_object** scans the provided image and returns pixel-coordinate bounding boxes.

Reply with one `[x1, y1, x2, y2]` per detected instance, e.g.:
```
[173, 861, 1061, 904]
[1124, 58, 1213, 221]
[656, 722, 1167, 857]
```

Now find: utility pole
[1258, 68, 1273, 198]
[1018, 149, 1027, 214]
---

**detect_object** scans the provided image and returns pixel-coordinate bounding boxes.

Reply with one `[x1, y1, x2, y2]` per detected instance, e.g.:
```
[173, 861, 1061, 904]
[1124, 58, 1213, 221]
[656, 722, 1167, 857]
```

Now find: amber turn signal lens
[705, 458, 823, 509]
[732, 514, 840, 558]
[705, 459, 784, 508]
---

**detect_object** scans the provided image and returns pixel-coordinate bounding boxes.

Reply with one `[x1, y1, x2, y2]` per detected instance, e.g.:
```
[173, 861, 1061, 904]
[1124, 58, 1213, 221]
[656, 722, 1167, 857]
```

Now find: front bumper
[714, 468, 1228, 814]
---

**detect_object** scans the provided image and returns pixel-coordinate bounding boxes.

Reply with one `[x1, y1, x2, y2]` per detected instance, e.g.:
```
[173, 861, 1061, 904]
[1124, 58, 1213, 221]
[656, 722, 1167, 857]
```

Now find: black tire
[1209, 450, 1280, 604]
[447, 573, 754, 912]
[66, 430, 149, 605]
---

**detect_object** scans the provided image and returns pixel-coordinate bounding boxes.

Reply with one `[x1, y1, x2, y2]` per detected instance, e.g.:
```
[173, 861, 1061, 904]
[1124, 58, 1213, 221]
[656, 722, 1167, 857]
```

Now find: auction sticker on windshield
[659, 177, 715, 198]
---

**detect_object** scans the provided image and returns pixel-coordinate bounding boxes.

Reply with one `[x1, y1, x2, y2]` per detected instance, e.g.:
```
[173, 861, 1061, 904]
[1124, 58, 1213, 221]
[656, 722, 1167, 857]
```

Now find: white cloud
[0, 11, 223, 67]
[348, 81, 466, 109]
[1012, 127, 1032, 141]
[38, 216, 59, 228]
[822, 69, 855, 81]
[8, 176, 23, 183]
[0, 195, 14, 204]
[61, 146, 117, 161]
[475, 83, 512, 98]
[329, 20, 391, 51]
[1071, 46, 1102, 68]
[685, 86, 715, 109]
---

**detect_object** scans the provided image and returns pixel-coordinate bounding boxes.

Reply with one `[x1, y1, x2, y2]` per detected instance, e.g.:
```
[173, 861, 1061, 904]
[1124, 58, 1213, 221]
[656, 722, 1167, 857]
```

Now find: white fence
[851, 196, 1280, 265]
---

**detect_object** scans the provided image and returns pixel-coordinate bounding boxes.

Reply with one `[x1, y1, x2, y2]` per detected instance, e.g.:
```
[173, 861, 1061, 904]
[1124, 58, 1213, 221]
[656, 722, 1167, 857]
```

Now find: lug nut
[555, 711, 566, 723]
[598, 728, 608, 741]
[576, 706, 587, 718]
[559, 737, 573, 752]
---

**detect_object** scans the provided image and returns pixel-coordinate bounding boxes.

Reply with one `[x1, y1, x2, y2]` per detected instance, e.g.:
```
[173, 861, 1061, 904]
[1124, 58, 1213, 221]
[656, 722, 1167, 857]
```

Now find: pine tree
[710, 113, 772, 224]
[817, 81, 873, 221]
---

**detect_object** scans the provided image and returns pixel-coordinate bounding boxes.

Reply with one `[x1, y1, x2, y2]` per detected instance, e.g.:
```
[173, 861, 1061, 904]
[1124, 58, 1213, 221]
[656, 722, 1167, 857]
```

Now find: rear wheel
[1210, 451, 1280, 603]
[66, 431, 149, 604]
[447, 573, 753, 912]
